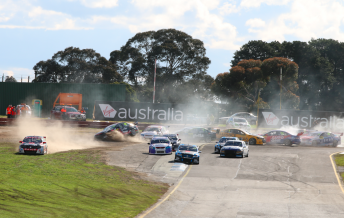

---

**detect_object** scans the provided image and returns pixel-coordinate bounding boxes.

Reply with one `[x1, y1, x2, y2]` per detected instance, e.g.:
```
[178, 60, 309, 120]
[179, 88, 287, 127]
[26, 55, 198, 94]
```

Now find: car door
[279, 131, 290, 144]
[264, 131, 277, 143]
[320, 132, 332, 145]
[237, 130, 247, 142]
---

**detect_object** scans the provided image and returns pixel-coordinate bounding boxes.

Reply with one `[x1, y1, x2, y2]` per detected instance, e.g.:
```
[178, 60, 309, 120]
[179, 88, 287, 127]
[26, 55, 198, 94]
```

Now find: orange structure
[53, 93, 82, 111]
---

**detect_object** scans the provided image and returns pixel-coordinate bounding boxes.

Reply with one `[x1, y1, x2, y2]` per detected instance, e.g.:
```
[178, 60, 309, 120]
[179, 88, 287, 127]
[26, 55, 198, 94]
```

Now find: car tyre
[246, 151, 249, 157]
[194, 158, 200, 164]
[332, 141, 338, 147]
[215, 148, 220, 153]
[285, 140, 292, 146]
[249, 138, 256, 145]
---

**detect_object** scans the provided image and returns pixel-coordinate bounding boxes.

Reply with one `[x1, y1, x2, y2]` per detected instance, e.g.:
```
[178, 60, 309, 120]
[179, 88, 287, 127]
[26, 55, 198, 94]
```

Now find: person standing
[11, 106, 16, 118]
[61, 106, 67, 120]
[6, 105, 12, 118]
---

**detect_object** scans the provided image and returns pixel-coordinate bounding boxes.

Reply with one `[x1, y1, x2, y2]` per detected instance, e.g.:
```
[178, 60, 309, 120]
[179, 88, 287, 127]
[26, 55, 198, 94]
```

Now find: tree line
[31, 29, 344, 112]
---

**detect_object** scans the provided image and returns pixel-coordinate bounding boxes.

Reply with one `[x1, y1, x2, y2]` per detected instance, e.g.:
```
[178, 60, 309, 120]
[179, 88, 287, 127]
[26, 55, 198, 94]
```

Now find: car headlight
[220, 150, 225, 153]
[236, 150, 243, 154]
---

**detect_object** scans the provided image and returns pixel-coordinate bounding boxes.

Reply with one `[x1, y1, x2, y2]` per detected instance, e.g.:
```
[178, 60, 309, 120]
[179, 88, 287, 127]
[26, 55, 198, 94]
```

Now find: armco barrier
[0, 118, 150, 130]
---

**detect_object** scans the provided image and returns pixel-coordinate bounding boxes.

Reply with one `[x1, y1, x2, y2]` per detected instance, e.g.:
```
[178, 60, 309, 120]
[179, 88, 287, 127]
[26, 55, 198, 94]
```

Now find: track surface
[141, 144, 344, 218]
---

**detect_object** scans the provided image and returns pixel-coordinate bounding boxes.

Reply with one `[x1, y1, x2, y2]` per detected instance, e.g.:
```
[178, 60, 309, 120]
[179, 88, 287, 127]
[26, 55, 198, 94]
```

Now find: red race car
[261, 130, 303, 146]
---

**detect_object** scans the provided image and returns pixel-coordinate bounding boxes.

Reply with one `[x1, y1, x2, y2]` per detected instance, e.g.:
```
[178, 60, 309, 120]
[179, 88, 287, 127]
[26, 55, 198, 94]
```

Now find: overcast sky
[1, 0, 344, 82]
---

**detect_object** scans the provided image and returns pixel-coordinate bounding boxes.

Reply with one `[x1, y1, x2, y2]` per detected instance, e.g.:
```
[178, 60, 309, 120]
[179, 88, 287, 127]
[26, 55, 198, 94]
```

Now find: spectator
[6, 105, 12, 118]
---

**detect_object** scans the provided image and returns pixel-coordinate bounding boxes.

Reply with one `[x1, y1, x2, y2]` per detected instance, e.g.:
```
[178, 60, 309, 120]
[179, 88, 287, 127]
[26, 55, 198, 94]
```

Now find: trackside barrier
[0, 118, 150, 130]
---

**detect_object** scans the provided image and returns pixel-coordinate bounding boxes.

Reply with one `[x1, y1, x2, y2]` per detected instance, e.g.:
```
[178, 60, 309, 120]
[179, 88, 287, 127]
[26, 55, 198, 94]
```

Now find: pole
[280, 67, 282, 110]
[256, 88, 262, 128]
[2, 73, 3, 82]
[153, 59, 156, 103]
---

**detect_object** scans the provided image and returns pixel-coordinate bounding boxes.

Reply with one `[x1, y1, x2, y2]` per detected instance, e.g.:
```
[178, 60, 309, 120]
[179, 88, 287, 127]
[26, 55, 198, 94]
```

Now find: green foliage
[231, 39, 344, 111]
[110, 28, 212, 103]
[33, 47, 122, 84]
[5, 76, 17, 82]
[0, 143, 167, 218]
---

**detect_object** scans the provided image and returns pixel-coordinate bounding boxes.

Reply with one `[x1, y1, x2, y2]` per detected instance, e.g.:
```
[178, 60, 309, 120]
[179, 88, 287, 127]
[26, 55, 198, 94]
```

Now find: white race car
[141, 125, 169, 140]
[148, 137, 172, 155]
[18, 136, 48, 155]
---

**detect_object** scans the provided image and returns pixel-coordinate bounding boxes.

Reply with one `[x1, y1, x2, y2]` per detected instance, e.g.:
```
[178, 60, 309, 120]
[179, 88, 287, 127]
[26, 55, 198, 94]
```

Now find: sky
[1, 0, 344, 82]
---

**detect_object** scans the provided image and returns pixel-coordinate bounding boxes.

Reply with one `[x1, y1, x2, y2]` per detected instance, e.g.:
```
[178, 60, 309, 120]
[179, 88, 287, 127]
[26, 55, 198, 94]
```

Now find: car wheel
[246, 151, 249, 157]
[249, 138, 256, 145]
[194, 158, 200, 164]
[285, 140, 292, 146]
[332, 141, 338, 147]
[312, 140, 317, 146]
[215, 148, 219, 153]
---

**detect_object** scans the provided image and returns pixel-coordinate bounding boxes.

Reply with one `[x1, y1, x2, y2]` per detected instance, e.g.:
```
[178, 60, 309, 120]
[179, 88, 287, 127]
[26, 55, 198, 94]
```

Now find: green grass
[0, 143, 168, 218]
[334, 154, 344, 166]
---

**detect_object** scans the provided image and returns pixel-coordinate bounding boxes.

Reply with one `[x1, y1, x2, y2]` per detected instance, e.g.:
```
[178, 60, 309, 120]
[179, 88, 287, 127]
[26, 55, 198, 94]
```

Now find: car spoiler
[297, 132, 304, 137]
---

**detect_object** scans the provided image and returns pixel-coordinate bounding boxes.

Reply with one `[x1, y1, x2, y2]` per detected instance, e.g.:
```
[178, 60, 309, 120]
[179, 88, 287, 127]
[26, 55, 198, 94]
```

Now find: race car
[176, 127, 215, 142]
[18, 136, 48, 155]
[300, 131, 342, 147]
[174, 144, 201, 164]
[50, 106, 86, 121]
[217, 128, 265, 145]
[163, 134, 181, 151]
[141, 125, 169, 140]
[220, 140, 249, 158]
[226, 117, 251, 132]
[261, 130, 303, 146]
[94, 122, 139, 140]
[214, 137, 239, 153]
[148, 137, 172, 155]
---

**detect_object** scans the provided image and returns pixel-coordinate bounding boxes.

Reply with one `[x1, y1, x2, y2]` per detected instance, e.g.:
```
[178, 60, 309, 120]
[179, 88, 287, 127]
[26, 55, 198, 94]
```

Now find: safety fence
[0, 118, 150, 130]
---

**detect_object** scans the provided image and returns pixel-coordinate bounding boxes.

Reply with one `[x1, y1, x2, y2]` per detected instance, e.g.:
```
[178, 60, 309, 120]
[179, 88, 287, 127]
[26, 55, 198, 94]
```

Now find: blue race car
[148, 137, 173, 155]
[300, 131, 342, 147]
[214, 137, 239, 153]
[174, 144, 201, 164]
[220, 140, 249, 158]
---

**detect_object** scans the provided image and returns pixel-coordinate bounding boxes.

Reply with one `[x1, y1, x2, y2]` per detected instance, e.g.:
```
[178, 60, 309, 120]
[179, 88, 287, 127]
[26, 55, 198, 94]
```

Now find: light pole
[280, 67, 282, 110]
[256, 88, 263, 127]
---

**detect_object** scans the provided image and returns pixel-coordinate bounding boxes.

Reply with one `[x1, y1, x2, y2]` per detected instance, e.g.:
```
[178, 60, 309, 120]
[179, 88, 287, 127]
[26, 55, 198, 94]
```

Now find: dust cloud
[15, 119, 104, 153]
[14, 118, 145, 153]
[106, 131, 143, 143]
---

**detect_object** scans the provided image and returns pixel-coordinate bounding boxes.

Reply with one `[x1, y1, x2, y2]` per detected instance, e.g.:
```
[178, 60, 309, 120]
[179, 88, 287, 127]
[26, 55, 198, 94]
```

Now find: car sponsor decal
[262, 112, 279, 125]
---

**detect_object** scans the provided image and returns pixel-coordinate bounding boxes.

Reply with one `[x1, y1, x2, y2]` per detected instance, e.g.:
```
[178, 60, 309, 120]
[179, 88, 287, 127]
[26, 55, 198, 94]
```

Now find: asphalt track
[138, 144, 344, 218]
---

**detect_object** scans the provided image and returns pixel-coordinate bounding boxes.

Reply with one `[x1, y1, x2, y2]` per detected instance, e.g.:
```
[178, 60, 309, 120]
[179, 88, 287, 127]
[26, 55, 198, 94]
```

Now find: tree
[5, 76, 17, 82]
[213, 58, 299, 110]
[110, 29, 211, 103]
[33, 47, 122, 83]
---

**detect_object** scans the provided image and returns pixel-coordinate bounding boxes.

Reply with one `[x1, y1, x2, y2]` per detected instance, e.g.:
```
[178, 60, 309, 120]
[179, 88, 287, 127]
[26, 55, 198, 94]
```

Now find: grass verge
[0, 143, 168, 218]
[334, 154, 344, 180]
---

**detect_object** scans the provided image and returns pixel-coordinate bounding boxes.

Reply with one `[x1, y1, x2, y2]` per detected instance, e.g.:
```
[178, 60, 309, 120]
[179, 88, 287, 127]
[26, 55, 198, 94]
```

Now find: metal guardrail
[0, 118, 150, 130]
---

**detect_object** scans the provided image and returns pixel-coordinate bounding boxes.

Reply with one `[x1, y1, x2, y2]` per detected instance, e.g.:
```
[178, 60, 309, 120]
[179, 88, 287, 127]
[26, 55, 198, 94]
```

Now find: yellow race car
[216, 128, 265, 145]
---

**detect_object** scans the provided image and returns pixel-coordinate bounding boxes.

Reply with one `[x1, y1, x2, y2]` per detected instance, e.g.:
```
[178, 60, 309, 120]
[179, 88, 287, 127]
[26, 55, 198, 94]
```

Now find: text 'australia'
[118, 107, 183, 121]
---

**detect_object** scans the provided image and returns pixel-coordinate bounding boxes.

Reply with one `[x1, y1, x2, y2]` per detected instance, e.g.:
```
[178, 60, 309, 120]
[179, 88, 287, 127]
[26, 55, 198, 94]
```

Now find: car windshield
[179, 146, 198, 152]
[151, 139, 169, 144]
[219, 138, 237, 143]
[145, 127, 160, 132]
[104, 125, 116, 131]
[224, 141, 243, 147]
[311, 133, 321, 136]
[163, 135, 177, 140]
[66, 107, 78, 112]
[234, 118, 247, 123]
[23, 137, 42, 143]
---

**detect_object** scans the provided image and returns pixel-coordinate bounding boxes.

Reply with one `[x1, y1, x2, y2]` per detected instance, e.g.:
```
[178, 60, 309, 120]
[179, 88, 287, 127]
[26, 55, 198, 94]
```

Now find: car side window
[238, 131, 244, 135]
